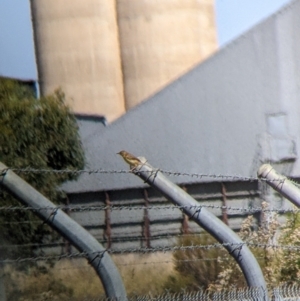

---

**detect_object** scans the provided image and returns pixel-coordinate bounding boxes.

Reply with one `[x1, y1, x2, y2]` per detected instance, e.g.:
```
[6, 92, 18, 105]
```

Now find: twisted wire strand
[0, 203, 297, 213]
[0, 166, 290, 184]
[0, 242, 299, 264]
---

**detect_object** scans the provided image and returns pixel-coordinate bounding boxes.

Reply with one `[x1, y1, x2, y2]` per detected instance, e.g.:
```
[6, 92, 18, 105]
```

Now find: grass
[4, 252, 174, 300]
[114, 253, 174, 295]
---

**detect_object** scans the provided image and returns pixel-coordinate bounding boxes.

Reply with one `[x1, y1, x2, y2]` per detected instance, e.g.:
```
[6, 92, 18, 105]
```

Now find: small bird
[117, 150, 142, 169]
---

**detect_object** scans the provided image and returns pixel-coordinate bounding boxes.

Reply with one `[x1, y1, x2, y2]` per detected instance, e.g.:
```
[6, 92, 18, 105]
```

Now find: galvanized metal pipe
[134, 160, 267, 291]
[258, 164, 300, 207]
[0, 162, 127, 300]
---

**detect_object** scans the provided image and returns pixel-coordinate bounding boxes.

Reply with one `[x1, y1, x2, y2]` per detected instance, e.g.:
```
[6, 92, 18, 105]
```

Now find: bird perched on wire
[117, 150, 142, 169]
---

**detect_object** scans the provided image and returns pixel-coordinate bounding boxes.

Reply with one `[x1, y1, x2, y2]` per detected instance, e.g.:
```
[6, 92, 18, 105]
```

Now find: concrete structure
[60, 0, 300, 249]
[30, 0, 126, 122]
[30, 0, 217, 121]
[117, 0, 218, 109]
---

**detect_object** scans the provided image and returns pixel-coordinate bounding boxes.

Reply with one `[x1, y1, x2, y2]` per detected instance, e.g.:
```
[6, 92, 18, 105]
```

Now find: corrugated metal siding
[41, 181, 262, 254]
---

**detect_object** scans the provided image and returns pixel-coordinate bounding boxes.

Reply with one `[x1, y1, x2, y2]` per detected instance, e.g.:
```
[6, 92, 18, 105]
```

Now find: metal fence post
[258, 164, 300, 206]
[0, 162, 127, 300]
[131, 159, 267, 292]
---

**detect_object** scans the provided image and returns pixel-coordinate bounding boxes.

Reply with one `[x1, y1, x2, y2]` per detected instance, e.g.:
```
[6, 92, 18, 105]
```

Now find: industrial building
[61, 0, 300, 250]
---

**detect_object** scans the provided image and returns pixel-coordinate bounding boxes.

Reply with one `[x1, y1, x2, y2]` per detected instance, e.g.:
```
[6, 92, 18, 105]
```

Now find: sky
[0, 0, 292, 81]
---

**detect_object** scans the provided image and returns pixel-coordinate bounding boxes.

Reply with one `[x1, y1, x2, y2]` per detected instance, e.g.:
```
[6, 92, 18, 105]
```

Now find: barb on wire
[0, 168, 8, 178]
[43, 207, 59, 225]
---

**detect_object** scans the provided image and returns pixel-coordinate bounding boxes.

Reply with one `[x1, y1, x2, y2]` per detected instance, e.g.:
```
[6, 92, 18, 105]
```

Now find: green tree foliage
[0, 78, 85, 258]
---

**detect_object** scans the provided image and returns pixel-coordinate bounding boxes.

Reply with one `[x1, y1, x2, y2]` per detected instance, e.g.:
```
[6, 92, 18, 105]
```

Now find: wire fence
[1, 165, 300, 300]
[4, 285, 297, 301]
[0, 166, 299, 263]
[37, 285, 300, 301]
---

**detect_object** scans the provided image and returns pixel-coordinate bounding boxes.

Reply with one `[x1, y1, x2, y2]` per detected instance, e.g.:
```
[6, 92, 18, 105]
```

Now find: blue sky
[216, 0, 291, 44]
[0, 0, 292, 81]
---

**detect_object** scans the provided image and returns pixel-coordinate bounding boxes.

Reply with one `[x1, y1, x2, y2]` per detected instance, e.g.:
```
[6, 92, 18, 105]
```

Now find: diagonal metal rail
[0, 162, 127, 300]
[131, 158, 267, 293]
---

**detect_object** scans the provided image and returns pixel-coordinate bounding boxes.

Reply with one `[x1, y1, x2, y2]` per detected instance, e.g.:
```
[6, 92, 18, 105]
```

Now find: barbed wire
[0, 251, 89, 263]
[106, 242, 300, 255]
[0, 203, 297, 213]
[0, 220, 43, 225]
[79, 284, 300, 301]
[0, 227, 228, 250]
[0, 166, 292, 184]
[0, 231, 173, 250]
[0, 230, 222, 250]
[40, 256, 230, 271]
[1, 242, 300, 264]
[46, 256, 241, 272]
[54, 254, 273, 272]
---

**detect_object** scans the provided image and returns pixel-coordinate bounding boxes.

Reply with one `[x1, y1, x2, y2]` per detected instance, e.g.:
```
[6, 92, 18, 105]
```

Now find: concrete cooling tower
[30, 0, 126, 122]
[117, 0, 218, 110]
[31, 0, 217, 122]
